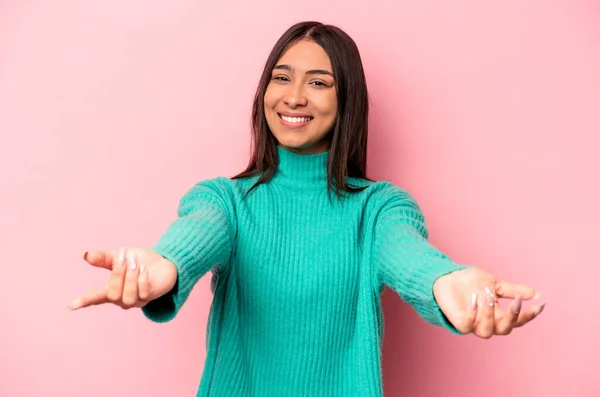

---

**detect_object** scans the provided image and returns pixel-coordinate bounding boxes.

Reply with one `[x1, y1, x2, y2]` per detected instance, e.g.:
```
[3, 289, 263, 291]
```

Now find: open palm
[69, 247, 177, 310]
[433, 267, 545, 338]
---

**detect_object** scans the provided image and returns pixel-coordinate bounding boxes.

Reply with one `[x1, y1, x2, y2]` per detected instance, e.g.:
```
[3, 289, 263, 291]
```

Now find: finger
[138, 263, 151, 301]
[83, 248, 123, 270]
[515, 302, 546, 327]
[106, 247, 128, 302]
[456, 293, 478, 334]
[474, 287, 496, 339]
[69, 288, 108, 310]
[494, 295, 522, 335]
[122, 253, 140, 307]
[495, 280, 539, 300]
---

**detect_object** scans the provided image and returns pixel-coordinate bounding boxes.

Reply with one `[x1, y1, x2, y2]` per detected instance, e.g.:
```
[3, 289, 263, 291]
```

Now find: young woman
[70, 21, 544, 396]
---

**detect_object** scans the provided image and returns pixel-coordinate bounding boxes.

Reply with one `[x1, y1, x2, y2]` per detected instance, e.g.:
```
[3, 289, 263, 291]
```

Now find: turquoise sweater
[142, 146, 466, 396]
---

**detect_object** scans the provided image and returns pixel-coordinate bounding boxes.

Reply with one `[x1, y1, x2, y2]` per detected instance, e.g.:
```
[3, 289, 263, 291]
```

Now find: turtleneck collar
[273, 145, 329, 189]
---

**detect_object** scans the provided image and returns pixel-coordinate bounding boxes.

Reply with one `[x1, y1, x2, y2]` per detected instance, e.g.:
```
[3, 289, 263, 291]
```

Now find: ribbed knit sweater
[141, 145, 466, 396]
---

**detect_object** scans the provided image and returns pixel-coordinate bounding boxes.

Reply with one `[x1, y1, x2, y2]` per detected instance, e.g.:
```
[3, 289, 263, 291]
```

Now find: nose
[283, 84, 308, 108]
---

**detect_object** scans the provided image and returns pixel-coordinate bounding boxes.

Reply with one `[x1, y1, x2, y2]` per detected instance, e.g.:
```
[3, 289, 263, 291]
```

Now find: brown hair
[233, 21, 371, 198]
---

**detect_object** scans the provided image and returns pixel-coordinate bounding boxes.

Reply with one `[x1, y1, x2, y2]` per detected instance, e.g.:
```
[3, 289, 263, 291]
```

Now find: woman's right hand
[68, 247, 178, 311]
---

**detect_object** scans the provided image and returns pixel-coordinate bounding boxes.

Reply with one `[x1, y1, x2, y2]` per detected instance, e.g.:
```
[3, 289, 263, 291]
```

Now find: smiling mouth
[278, 113, 313, 124]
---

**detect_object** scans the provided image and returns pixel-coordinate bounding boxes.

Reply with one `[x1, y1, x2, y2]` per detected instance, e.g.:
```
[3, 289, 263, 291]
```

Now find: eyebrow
[273, 64, 334, 78]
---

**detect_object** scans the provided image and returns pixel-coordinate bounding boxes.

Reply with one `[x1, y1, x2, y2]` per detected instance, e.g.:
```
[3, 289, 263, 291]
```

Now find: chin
[270, 126, 330, 153]
[277, 139, 328, 154]
[273, 133, 306, 147]
[278, 141, 312, 153]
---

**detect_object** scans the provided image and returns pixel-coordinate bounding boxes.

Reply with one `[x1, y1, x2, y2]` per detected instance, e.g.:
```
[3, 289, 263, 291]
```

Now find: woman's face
[264, 40, 338, 154]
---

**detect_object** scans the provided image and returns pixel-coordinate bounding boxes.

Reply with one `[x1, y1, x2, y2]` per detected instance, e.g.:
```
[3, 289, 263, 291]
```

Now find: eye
[310, 80, 329, 88]
[272, 75, 290, 82]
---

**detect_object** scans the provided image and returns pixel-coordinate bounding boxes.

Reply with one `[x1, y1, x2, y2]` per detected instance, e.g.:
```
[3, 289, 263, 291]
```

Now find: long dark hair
[233, 21, 371, 198]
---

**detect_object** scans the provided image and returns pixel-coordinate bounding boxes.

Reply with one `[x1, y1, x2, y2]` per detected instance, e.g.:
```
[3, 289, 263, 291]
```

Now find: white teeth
[280, 115, 311, 123]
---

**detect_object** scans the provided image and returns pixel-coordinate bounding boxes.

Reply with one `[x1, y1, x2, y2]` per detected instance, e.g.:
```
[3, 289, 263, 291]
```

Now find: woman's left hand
[433, 267, 545, 338]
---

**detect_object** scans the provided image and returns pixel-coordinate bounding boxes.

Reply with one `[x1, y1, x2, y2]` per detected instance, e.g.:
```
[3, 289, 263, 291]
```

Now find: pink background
[1, 1, 598, 396]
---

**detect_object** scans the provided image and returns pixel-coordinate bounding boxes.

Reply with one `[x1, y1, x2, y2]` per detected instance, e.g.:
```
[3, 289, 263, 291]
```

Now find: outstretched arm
[70, 178, 235, 323]
[374, 183, 544, 337]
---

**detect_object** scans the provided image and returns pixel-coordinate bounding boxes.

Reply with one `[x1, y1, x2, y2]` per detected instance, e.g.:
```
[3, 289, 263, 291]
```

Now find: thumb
[83, 247, 125, 270]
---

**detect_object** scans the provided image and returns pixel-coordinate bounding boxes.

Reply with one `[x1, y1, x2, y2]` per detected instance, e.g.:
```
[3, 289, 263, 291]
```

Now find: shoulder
[177, 176, 238, 216]
[367, 180, 421, 209]
[358, 179, 428, 238]
[349, 178, 420, 209]
[178, 175, 261, 213]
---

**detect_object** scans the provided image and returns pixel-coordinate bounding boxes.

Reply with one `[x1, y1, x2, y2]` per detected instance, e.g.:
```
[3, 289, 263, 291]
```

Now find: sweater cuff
[140, 244, 184, 323]
[141, 206, 232, 323]
[417, 260, 469, 334]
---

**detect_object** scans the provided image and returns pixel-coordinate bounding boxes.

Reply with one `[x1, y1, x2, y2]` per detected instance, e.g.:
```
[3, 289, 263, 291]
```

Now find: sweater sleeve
[141, 178, 234, 323]
[374, 183, 467, 334]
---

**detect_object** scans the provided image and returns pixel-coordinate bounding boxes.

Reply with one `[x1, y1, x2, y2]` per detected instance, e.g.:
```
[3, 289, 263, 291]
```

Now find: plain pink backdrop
[1, 1, 598, 396]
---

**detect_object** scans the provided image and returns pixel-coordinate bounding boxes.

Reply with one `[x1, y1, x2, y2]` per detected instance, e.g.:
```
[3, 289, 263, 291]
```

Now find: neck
[273, 145, 329, 190]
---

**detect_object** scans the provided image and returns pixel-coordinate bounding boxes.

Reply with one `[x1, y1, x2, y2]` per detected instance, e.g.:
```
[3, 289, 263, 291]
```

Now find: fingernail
[535, 302, 546, 316]
[118, 247, 126, 266]
[533, 291, 541, 299]
[484, 286, 495, 306]
[486, 292, 495, 307]
[140, 264, 145, 273]
[470, 293, 478, 311]
[513, 295, 522, 315]
[70, 298, 81, 310]
[129, 253, 137, 271]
